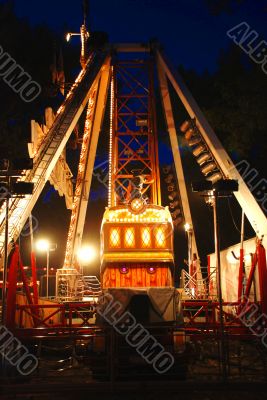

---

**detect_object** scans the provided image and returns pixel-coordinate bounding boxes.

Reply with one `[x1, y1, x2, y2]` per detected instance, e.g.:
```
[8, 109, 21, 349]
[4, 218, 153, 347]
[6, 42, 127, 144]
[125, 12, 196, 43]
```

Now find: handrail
[16, 301, 98, 328]
[0, 51, 109, 263]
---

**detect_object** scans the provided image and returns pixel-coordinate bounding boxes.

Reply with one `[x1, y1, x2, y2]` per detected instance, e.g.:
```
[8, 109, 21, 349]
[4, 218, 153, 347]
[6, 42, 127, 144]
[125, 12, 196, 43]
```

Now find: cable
[227, 197, 250, 239]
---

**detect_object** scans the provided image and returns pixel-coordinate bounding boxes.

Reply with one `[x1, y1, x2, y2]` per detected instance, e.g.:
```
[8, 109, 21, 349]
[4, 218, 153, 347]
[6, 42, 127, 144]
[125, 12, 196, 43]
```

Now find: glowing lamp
[184, 223, 192, 232]
[120, 266, 129, 274]
[36, 239, 49, 252]
[125, 228, 135, 247]
[77, 245, 97, 264]
[130, 197, 145, 213]
[147, 267, 156, 274]
[155, 227, 165, 247]
[110, 228, 120, 248]
[141, 227, 151, 247]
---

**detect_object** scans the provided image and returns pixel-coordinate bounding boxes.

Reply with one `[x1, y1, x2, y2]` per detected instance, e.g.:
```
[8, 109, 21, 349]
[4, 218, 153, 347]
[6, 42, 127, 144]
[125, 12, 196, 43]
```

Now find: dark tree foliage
[0, 2, 79, 160]
[178, 44, 267, 178]
[204, 0, 267, 15]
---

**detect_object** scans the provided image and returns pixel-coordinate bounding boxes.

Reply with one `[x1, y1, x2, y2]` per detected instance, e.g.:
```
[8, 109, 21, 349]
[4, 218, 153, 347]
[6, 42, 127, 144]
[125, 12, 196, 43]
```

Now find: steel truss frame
[63, 58, 111, 269]
[110, 59, 160, 206]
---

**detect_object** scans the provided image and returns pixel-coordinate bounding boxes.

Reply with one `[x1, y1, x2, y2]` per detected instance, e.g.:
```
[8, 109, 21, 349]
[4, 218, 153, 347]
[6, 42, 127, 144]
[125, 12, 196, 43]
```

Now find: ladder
[0, 51, 109, 266]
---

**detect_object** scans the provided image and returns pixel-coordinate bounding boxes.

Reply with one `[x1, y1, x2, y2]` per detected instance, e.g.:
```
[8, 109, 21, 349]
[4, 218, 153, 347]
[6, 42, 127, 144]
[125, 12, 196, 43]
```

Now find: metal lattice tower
[109, 58, 161, 207]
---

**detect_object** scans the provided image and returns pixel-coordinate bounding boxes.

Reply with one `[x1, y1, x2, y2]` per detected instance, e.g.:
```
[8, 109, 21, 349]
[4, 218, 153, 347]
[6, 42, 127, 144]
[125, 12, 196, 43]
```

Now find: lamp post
[36, 240, 57, 297]
[192, 179, 239, 381]
[184, 222, 193, 271]
[66, 25, 89, 68]
[184, 222, 195, 296]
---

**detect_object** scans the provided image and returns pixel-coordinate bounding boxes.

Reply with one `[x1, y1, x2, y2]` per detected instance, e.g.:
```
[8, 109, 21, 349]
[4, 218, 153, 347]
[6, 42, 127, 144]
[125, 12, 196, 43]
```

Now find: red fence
[16, 301, 98, 329]
[183, 300, 262, 338]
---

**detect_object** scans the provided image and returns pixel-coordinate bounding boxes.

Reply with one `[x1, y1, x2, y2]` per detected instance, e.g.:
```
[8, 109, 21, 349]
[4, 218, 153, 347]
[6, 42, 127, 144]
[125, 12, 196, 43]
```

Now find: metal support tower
[157, 61, 199, 259]
[156, 49, 267, 250]
[109, 58, 161, 207]
[63, 58, 111, 269]
[0, 52, 108, 267]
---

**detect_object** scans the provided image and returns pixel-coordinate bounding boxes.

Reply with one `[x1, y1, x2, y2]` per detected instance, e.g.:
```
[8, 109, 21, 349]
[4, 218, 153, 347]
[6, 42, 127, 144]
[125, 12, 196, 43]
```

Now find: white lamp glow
[36, 239, 49, 252]
[77, 245, 97, 264]
[184, 223, 191, 232]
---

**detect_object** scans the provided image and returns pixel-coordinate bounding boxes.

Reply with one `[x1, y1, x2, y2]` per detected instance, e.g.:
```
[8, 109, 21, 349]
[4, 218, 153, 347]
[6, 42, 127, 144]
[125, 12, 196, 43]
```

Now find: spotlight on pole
[213, 179, 239, 193]
[191, 177, 238, 379]
[191, 180, 213, 193]
[12, 182, 34, 195]
[12, 158, 33, 171]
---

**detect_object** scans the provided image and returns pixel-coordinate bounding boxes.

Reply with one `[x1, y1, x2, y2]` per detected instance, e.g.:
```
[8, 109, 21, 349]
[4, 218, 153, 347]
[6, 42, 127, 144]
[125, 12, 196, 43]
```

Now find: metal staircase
[75, 275, 102, 299]
[0, 51, 109, 266]
[82, 275, 101, 295]
[56, 273, 101, 301]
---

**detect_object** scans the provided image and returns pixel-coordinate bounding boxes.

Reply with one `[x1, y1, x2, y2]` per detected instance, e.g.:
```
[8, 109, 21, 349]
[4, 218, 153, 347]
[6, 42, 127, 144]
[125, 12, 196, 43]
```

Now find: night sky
[12, 0, 267, 72]
[2, 0, 266, 279]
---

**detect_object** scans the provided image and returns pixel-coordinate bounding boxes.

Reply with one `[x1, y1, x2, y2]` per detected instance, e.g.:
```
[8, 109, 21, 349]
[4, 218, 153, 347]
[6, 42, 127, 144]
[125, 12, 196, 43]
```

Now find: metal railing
[181, 267, 216, 300]
[9, 320, 267, 382]
[16, 301, 98, 330]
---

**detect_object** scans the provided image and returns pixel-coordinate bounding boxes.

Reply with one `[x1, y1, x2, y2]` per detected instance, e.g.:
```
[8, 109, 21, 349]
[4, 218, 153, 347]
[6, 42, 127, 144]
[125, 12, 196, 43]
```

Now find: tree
[178, 44, 267, 178]
[204, 0, 248, 15]
[0, 2, 79, 160]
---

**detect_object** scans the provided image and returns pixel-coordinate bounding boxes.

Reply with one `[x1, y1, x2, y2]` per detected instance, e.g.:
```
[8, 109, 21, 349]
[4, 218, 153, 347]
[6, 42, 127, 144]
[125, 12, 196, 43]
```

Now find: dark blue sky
[10, 0, 267, 72]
